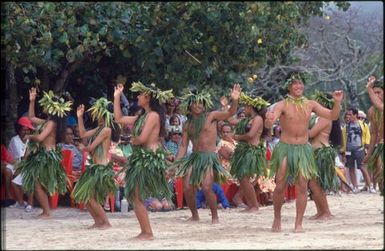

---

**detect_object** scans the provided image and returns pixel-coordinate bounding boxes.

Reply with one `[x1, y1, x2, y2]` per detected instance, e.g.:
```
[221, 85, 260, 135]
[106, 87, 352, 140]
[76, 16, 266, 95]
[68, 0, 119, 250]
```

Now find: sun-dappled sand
[2, 192, 383, 250]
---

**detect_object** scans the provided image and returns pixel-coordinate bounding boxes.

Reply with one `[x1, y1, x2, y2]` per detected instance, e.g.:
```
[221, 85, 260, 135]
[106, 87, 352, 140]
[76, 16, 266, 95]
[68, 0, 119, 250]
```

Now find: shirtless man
[175, 84, 241, 224]
[308, 92, 342, 220]
[265, 72, 343, 232]
[18, 88, 70, 218]
[364, 76, 383, 194]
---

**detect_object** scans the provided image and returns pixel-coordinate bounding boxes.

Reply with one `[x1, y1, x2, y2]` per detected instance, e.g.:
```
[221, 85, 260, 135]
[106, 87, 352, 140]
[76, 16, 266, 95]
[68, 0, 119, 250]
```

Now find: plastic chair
[174, 178, 184, 209]
[50, 149, 74, 209]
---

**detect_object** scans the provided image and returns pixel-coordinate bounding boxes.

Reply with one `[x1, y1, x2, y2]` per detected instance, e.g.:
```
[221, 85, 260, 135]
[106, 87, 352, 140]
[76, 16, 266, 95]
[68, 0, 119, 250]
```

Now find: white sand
[2, 192, 383, 250]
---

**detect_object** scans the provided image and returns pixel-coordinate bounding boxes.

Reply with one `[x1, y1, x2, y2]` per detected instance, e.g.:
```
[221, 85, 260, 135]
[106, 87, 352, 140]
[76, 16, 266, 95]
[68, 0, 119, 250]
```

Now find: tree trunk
[344, 79, 359, 108]
[5, 64, 18, 142]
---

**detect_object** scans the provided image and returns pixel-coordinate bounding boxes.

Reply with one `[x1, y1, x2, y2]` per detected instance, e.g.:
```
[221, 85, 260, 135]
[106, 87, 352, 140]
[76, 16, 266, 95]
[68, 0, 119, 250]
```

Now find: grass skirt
[314, 146, 339, 191]
[175, 152, 229, 186]
[72, 161, 116, 204]
[16, 148, 67, 195]
[367, 143, 383, 172]
[270, 142, 318, 184]
[230, 142, 267, 180]
[124, 147, 171, 204]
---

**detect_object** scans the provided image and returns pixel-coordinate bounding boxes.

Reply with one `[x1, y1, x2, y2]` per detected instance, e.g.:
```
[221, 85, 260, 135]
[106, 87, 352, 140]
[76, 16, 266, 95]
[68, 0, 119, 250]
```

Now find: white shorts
[12, 173, 23, 186]
[6, 164, 15, 175]
[335, 155, 344, 169]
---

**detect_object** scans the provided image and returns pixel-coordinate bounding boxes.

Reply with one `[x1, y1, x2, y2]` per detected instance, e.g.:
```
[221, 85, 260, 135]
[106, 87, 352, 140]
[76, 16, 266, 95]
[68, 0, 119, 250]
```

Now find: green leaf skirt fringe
[175, 152, 229, 186]
[124, 147, 171, 204]
[314, 146, 339, 191]
[269, 141, 318, 184]
[367, 143, 384, 172]
[72, 161, 116, 204]
[16, 148, 67, 196]
[367, 143, 384, 196]
[230, 142, 268, 180]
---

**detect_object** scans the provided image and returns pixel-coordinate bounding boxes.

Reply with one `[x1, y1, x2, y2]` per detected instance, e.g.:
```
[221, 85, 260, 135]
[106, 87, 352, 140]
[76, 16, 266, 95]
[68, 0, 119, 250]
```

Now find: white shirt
[8, 135, 28, 162]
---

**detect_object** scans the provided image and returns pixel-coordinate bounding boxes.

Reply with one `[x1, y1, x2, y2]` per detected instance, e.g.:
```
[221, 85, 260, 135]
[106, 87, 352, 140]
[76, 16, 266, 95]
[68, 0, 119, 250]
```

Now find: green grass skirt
[16, 148, 67, 196]
[270, 142, 318, 184]
[72, 161, 116, 204]
[175, 152, 229, 186]
[368, 143, 384, 196]
[230, 142, 267, 180]
[314, 146, 339, 191]
[124, 147, 171, 204]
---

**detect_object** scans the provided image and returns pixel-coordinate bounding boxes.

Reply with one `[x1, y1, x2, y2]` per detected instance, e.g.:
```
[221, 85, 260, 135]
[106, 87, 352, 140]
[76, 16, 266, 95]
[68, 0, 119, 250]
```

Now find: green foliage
[2, 2, 350, 97]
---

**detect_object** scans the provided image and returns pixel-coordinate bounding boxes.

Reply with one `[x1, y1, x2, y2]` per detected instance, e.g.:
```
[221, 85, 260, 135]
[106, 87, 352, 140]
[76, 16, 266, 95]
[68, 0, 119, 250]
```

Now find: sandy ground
[2, 192, 383, 250]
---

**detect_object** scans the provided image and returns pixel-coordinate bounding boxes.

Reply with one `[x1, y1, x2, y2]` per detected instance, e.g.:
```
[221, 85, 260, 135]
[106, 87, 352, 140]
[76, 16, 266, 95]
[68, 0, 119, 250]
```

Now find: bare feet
[271, 218, 281, 232]
[241, 206, 259, 213]
[34, 212, 52, 219]
[314, 213, 334, 221]
[132, 232, 154, 241]
[212, 218, 219, 224]
[96, 223, 112, 230]
[294, 226, 305, 233]
[87, 223, 98, 229]
[186, 216, 200, 222]
[309, 213, 321, 220]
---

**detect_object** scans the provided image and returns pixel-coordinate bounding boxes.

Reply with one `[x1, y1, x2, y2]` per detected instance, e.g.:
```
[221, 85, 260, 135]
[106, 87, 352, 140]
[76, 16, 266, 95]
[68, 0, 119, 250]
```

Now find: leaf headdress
[283, 72, 305, 91]
[38, 90, 72, 117]
[87, 97, 114, 128]
[239, 92, 270, 111]
[130, 81, 174, 104]
[312, 90, 334, 109]
[180, 90, 213, 113]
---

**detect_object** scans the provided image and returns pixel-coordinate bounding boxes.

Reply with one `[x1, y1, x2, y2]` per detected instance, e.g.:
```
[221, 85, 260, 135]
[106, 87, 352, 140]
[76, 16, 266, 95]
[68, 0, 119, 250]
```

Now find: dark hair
[330, 119, 342, 147]
[49, 114, 68, 144]
[170, 115, 181, 125]
[348, 107, 358, 116]
[252, 106, 269, 139]
[149, 96, 167, 138]
[111, 121, 121, 143]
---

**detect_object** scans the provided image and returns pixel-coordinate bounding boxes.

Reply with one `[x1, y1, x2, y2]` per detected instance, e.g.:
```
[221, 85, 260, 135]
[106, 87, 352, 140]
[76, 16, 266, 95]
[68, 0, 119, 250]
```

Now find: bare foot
[212, 218, 219, 224]
[132, 232, 154, 241]
[186, 216, 200, 222]
[271, 218, 281, 232]
[96, 223, 112, 230]
[309, 213, 321, 220]
[241, 207, 259, 213]
[34, 212, 52, 219]
[314, 213, 334, 221]
[87, 223, 98, 229]
[293, 226, 305, 233]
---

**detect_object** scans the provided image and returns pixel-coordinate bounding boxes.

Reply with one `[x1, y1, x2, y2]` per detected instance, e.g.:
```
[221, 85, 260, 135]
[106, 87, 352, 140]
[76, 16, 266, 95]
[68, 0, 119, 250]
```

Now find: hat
[18, 117, 35, 130]
[358, 110, 366, 119]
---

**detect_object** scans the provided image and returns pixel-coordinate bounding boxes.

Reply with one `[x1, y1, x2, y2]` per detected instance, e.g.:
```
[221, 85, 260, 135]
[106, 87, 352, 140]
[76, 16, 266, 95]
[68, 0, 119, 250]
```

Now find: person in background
[8, 117, 35, 211]
[58, 126, 83, 180]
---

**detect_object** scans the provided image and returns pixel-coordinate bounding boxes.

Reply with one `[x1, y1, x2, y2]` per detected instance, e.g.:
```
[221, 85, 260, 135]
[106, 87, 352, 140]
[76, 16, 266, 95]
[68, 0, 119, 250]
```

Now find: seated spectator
[7, 117, 35, 210]
[57, 126, 83, 179]
[165, 125, 183, 161]
[196, 183, 230, 209]
[144, 197, 174, 212]
[1, 142, 16, 207]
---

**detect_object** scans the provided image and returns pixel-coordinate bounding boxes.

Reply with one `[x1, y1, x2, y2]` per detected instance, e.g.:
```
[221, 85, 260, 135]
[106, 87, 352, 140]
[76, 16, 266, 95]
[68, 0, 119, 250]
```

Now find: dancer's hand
[29, 88, 37, 102]
[367, 76, 376, 88]
[114, 83, 124, 98]
[230, 83, 241, 101]
[332, 90, 344, 103]
[77, 104, 85, 118]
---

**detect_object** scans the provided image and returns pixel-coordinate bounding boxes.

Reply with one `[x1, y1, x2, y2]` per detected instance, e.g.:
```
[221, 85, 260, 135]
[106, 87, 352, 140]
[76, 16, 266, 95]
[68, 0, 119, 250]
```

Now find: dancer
[308, 91, 342, 220]
[174, 84, 241, 224]
[114, 82, 173, 240]
[364, 76, 383, 194]
[72, 98, 119, 229]
[230, 93, 270, 212]
[265, 72, 343, 232]
[17, 88, 71, 218]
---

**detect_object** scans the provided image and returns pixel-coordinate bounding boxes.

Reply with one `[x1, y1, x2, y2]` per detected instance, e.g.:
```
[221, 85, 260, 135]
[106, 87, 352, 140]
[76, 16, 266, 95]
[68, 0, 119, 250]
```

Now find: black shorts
[345, 148, 364, 169]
